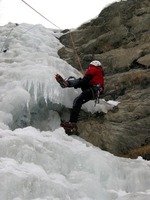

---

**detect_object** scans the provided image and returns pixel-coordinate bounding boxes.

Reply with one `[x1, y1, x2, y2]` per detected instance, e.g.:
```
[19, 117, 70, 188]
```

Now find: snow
[0, 23, 149, 200]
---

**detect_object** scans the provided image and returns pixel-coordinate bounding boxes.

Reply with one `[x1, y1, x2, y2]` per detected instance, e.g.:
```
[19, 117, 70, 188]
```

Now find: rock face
[58, 0, 150, 157]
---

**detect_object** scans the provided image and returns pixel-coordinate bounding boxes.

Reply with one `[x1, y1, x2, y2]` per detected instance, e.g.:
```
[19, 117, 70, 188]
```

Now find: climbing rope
[21, 0, 84, 74]
[69, 31, 84, 74]
[0, 23, 18, 52]
[21, 0, 61, 29]
[17, 24, 37, 39]
[0, 23, 39, 52]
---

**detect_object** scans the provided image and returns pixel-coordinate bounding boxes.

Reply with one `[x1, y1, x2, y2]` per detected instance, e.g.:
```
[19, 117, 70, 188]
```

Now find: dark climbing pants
[70, 88, 95, 123]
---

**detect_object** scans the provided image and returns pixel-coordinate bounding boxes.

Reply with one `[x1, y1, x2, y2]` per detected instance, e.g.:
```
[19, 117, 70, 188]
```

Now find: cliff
[58, 0, 150, 158]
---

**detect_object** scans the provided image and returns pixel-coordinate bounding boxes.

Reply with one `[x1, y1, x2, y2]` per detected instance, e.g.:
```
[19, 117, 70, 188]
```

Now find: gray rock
[58, 0, 150, 158]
